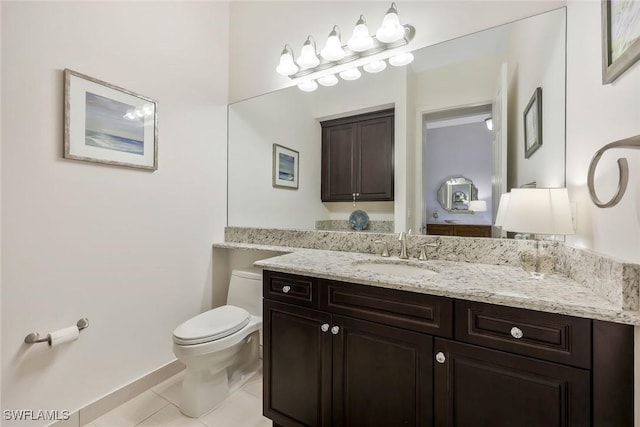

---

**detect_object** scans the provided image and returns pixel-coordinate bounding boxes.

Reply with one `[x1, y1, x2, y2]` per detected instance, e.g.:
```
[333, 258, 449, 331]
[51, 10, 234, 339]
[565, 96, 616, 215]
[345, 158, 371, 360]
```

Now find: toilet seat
[173, 305, 251, 345]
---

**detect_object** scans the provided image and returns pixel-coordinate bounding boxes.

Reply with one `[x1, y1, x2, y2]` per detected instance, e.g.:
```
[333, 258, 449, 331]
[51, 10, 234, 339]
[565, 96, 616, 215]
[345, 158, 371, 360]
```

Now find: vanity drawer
[455, 300, 591, 369]
[320, 279, 453, 337]
[263, 270, 319, 308]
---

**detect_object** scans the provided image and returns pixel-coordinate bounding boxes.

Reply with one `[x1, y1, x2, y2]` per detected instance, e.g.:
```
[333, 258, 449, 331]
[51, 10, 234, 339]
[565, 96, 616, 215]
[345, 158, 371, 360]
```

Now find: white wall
[228, 1, 566, 103]
[507, 8, 566, 189]
[424, 122, 493, 225]
[1, 2, 229, 425]
[565, 1, 640, 264]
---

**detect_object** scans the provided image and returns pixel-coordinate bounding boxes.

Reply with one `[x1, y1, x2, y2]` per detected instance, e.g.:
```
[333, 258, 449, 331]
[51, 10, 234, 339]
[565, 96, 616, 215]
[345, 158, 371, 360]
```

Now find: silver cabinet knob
[331, 326, 340, 335]
[435, 352, 446, 364]
[321, 323, 329, 332]
[510, 326, 524, 339]
[282, 285, 291, 294]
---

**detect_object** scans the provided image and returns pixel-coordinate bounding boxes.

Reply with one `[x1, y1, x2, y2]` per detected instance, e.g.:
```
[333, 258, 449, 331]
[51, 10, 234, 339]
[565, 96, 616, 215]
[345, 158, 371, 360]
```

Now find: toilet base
[178, 331, 261, 418]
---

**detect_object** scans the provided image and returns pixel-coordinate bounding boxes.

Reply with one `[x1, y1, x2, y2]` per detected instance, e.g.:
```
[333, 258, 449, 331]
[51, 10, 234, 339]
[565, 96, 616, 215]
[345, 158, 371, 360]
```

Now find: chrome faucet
[398, 229, 412, 259]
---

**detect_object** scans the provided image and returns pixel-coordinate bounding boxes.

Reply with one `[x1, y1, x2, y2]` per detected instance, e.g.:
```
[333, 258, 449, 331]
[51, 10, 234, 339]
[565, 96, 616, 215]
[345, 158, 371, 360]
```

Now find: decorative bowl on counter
[349, 210, 369, 230]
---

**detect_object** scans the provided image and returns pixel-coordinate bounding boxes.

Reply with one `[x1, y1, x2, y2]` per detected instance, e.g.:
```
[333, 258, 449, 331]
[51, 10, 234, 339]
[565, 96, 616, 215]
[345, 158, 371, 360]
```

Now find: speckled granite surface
[220, 227, 640, 323]
[250, 249, 640, 324]
[315, 220, 394, 233]
[224, 226, 544, 267]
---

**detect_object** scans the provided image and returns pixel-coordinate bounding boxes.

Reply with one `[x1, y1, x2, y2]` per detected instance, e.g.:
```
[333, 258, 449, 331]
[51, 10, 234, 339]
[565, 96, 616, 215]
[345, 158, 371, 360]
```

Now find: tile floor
[86, 370, 271, 427]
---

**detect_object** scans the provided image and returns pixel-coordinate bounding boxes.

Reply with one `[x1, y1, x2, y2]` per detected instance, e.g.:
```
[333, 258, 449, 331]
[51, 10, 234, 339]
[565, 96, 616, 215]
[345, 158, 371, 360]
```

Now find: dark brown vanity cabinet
[321, 109, 394, 202]
[263, 271, 634, 427]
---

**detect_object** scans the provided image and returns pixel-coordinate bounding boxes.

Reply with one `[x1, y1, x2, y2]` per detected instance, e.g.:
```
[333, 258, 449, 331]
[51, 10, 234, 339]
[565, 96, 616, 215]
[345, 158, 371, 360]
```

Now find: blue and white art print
[272, 144, 299, 189]
[64, 69, 158, 170]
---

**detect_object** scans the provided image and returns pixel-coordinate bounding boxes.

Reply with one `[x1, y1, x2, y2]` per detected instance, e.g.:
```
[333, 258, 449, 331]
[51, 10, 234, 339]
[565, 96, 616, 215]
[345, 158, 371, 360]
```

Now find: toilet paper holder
[24, 318, 89, 345]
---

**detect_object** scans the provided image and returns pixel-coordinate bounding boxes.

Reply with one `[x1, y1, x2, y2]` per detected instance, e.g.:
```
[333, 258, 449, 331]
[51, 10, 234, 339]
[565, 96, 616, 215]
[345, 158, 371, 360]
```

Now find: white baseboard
[50, 359, 184, 427]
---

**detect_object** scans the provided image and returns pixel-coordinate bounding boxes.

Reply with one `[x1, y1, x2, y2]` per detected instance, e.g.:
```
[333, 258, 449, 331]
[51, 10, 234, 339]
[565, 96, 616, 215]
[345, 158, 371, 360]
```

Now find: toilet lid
[173, 305, 251, 345]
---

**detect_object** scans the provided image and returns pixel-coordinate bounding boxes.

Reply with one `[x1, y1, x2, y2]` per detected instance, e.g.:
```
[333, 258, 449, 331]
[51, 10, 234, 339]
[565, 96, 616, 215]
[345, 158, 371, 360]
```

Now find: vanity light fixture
[376, 2, 406, 43]
[388, 51, 414, 66]
[276, 45, 299, 76]
[348, 15, 374, 52]
[339, 68, 362, 81]
[297, 80, 318, 92]
[317, 74, 339, 87]
[297, 36, 320, 69]
[276, 2, 415, 92]
[363, 59, 387, 73]
[321, 26, 346, 61]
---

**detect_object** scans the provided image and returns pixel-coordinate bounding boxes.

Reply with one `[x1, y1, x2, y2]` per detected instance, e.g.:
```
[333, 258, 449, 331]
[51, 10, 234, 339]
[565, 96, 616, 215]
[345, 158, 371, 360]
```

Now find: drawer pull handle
[435, 352, 446, 364]
[282, 285, 291, 294]
[321, 323, 329, 332]
[331, 326, 340, 335]
[510, 327, 524, 339]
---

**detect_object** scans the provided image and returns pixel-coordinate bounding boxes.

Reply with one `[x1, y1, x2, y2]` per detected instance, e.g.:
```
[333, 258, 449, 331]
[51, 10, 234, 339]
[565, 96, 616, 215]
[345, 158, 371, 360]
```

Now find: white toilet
[172, 268, 263, 418]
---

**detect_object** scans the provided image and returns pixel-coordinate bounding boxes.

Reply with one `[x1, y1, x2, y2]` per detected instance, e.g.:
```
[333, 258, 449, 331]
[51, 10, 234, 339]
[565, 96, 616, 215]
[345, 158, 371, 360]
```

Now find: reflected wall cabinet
[321, 109, 394, 202]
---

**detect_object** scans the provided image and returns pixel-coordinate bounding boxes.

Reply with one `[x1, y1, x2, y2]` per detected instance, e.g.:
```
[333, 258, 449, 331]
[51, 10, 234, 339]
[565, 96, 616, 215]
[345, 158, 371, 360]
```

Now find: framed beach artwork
[272, 144, 299, 189]
[602, 0, 640, 84]
[523, 87, 542, 159]
[64, 69, 158, 170]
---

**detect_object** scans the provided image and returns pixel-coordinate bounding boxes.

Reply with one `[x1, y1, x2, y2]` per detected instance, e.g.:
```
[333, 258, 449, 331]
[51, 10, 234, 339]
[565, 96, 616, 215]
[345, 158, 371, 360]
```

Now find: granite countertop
[215, 242, 640, 325]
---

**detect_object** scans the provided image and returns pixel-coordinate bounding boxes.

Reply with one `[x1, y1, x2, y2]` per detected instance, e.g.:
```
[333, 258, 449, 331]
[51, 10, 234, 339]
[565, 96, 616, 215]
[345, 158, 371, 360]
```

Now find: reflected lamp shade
[469, 200, 487, 212]
[501, 188, 574, 235]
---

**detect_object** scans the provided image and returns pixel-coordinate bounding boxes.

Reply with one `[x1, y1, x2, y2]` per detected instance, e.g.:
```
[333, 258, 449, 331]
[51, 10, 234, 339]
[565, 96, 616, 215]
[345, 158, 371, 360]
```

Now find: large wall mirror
[228, 8, 566, 235]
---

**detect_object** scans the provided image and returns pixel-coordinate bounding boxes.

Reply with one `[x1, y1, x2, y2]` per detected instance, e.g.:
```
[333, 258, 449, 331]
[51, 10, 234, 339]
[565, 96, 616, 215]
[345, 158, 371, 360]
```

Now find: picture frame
[523, 87, 542, 159]
[64, 69, 158, 170]
[272, 144, 299, 189]
[602, 0, 640, 84]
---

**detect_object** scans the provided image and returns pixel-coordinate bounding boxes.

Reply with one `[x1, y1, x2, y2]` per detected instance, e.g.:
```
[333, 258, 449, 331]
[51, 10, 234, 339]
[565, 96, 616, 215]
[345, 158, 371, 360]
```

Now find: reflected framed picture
[64, 69, 158, 170]
[523, 87, 542, 159]
[602, 0, 640, 84]
[272, 144, 299, 189]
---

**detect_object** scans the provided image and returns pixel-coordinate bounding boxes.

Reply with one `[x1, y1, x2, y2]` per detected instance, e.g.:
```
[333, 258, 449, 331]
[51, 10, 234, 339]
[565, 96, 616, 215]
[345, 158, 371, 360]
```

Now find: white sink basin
[352, 260, 439, 278]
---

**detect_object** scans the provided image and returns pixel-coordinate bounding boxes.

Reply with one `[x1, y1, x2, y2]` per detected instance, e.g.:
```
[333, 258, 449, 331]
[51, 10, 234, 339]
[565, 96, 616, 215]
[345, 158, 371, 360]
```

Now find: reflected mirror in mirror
[227, 7, 566, 236]
[437, 176, 478, 213]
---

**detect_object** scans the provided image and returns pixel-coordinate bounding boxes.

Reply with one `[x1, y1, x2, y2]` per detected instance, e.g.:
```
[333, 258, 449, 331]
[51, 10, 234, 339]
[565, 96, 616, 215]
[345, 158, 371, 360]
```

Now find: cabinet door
[332, 315, 433, 427]
[357, 115, 394, 200]
[263, 300, 332, 427]
[433, 338, 590, 427]
[321, 123, 356, 201]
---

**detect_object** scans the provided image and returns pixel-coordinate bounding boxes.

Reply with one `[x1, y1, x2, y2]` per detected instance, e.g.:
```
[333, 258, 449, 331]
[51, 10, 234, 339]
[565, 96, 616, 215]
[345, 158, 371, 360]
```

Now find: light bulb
[363, 60, 387, 73]
[276, 46, 299, 76]
[318, 74, 339, 87]
[339, 68, 361, 81]
[388, 52, 414, 66]
[376, 3, 406, 43]
[298, 80, 318, 92]
[296, 37, 320, 69]
[347, 15, 374, 52]
[321, 26, 345, 61]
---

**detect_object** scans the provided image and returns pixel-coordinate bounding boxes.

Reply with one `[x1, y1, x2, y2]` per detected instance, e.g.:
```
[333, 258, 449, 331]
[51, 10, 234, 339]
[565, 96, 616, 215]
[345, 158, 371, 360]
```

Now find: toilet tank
[226, 268, 263, 318]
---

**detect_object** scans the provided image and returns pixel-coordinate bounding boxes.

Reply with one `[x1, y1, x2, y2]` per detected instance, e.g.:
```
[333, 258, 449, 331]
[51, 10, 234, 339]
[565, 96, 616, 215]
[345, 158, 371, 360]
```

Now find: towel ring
[587, 134, 640, 208]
